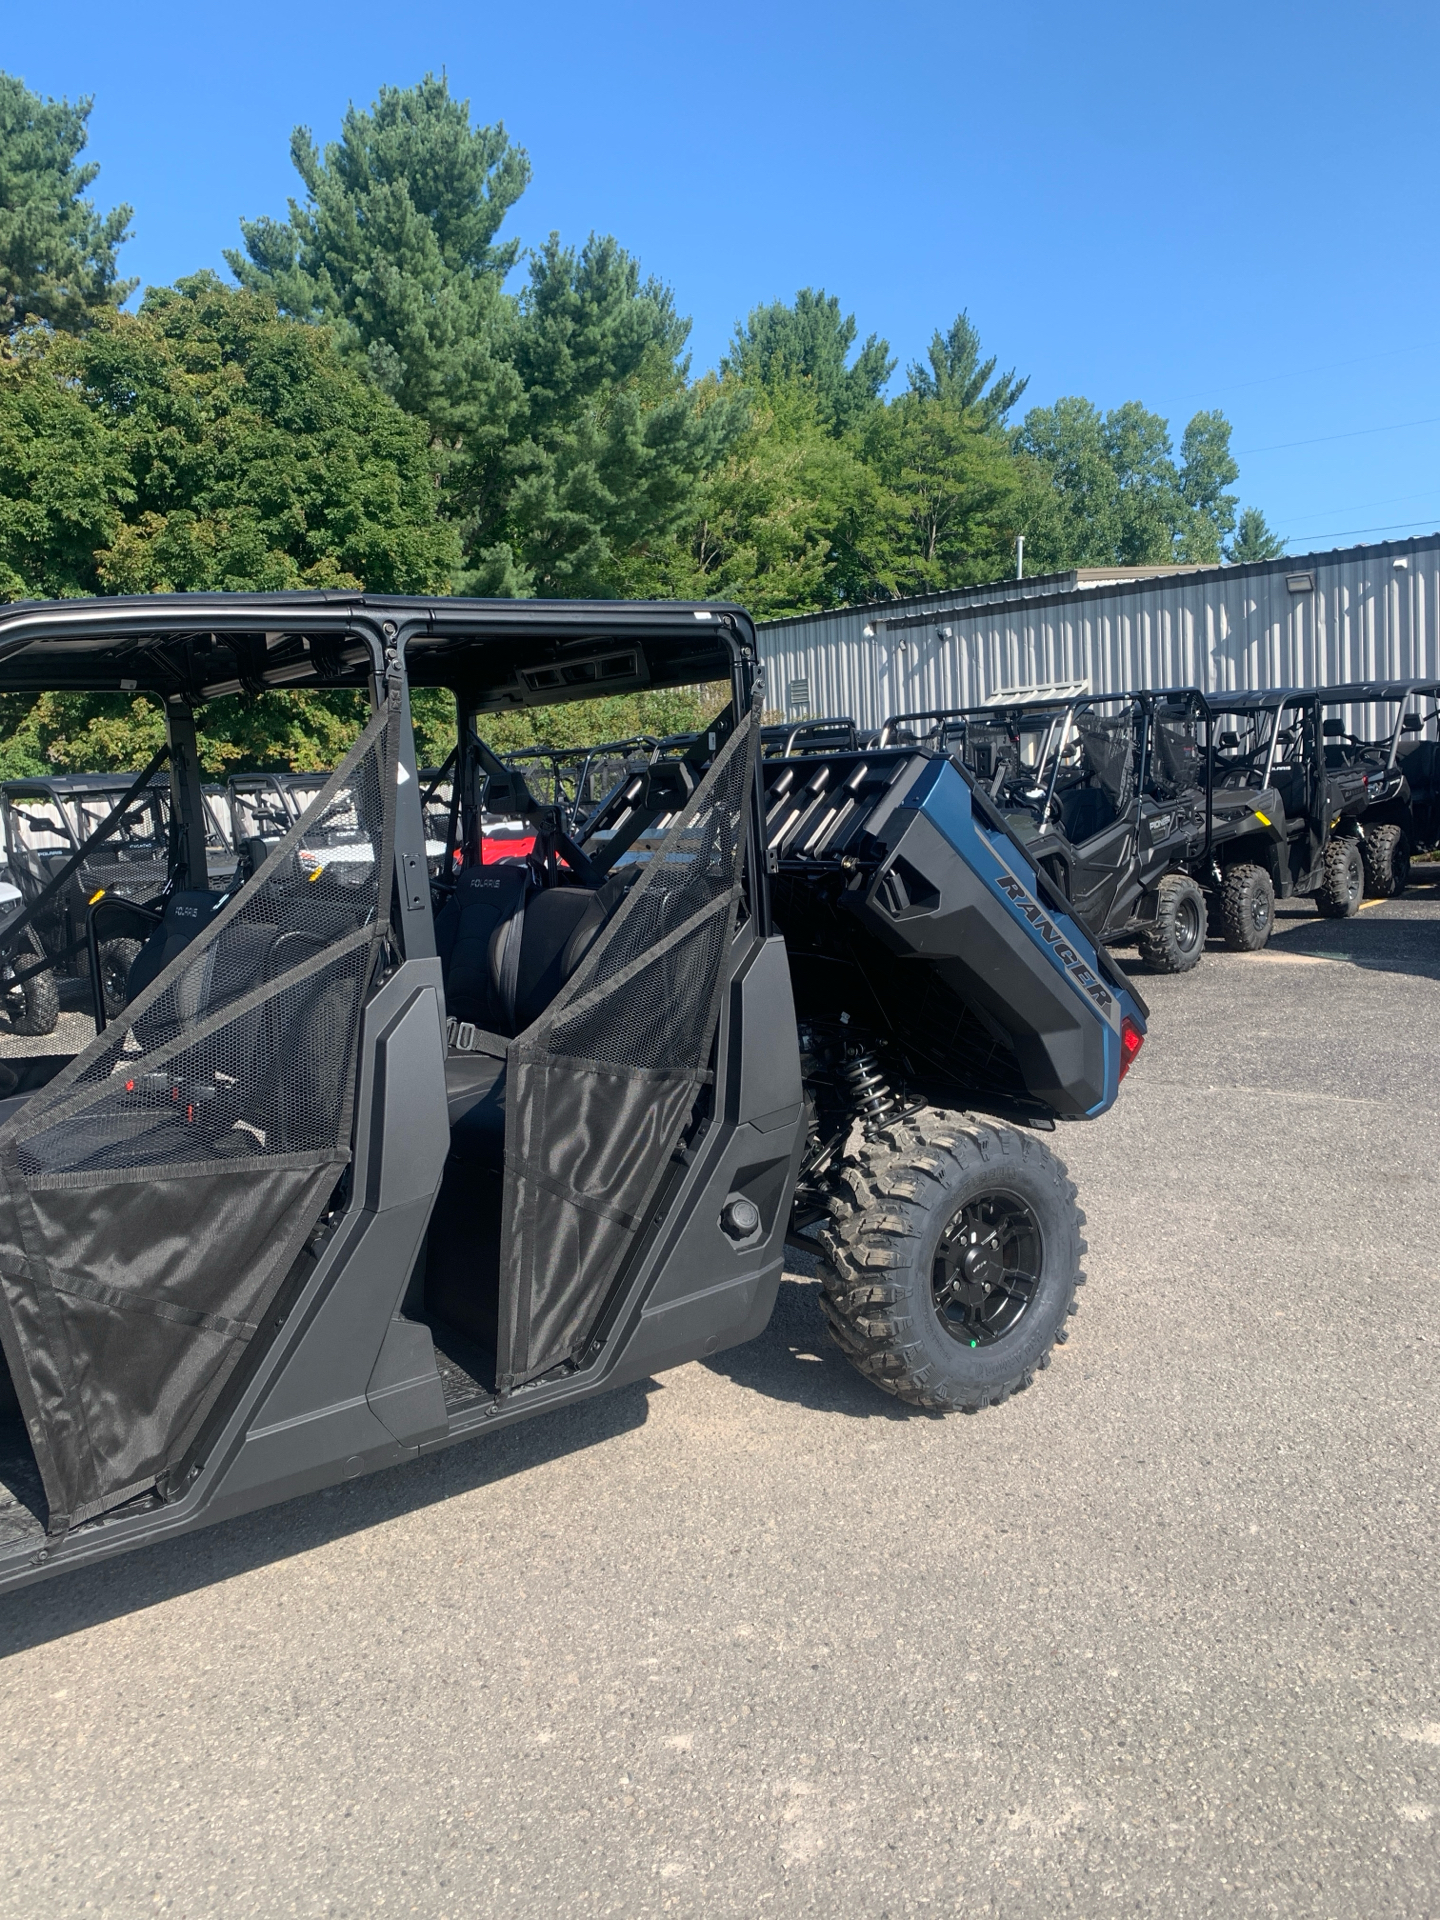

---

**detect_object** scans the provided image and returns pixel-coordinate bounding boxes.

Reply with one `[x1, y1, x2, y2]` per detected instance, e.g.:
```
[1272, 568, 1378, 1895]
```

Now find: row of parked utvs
[873, 678, 1440, 971]
[0, 595, 1408, 1599]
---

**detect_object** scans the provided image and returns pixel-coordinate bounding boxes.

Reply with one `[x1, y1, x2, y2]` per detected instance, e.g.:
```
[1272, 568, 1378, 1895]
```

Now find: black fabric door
[0, 700, 398, 1533]
[496, 692, 761, 1391]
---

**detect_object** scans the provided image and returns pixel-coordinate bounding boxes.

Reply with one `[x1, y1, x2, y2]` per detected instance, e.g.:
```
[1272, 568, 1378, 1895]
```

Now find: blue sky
[6, 0, 1437, 557]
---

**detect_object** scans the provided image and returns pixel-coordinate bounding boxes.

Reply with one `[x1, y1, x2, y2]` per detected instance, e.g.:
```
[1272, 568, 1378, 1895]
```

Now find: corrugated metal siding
[757, 535, 1440, 729]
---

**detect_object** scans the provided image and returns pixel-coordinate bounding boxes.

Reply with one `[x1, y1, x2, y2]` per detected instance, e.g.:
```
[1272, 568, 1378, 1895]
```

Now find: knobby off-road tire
[1315, 836, 1364, 918]
[1, 930, 59, 1037]
[98, 937, 143, 1019]
[1362, 823, 1409, 898]
[816, 1111, 1085, 1412]
[1138, 873, 1207, 973]
[1218, 863, 1275, 951]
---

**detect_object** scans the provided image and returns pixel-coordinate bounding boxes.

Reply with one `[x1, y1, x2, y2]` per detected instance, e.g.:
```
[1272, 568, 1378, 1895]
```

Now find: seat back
[1058, 784, 1116, 845]
[126, 890, 228, 1014]
[436, 866, 633, 1038]
[434, 866, 532, 1032]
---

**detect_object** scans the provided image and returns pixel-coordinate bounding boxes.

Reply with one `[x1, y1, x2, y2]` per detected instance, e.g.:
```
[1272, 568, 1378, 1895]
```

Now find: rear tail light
[1118, 1016, 1144, 1082]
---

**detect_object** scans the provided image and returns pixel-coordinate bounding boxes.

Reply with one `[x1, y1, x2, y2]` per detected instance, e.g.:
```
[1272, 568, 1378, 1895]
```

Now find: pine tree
[723, 289, 893, 437]
[0, 72, 136, 334]
[1227, 506, 1286, 562]
[230, 77, 731, 597]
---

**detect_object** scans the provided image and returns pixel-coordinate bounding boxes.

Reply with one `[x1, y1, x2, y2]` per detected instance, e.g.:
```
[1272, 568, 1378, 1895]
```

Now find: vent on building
[787, 677, 811, 717]
[985, 678, 1089, 705]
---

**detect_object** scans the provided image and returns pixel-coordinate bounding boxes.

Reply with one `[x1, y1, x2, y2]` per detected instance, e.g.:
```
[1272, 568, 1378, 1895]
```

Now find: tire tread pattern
[815, 1111, 1084, 1413]
[1219, 863, 1274, 952]
[1362, 823, 1409, 898]
[1315, 837, 1363, 918]
[1138, 873, 1207, 973]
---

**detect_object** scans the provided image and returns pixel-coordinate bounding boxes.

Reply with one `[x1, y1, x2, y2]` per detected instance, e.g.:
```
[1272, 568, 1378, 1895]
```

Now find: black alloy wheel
[818, 1111, 1085, 1412]
[1173, 890, 1203, 955]
[933, 1191, 1043, 1348]
[98, 936, 143, 1019]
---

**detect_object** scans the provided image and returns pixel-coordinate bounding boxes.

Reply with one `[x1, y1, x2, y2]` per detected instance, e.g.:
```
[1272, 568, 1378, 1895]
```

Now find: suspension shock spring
[838, 1045, 900, 1126]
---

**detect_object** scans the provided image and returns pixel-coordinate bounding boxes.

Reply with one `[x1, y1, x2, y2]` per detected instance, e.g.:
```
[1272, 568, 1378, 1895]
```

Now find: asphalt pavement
[0, 885, 1437, 1918]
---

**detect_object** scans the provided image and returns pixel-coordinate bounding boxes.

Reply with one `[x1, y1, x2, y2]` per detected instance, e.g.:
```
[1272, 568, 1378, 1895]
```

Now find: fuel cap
[720, 1196, 761, 1241]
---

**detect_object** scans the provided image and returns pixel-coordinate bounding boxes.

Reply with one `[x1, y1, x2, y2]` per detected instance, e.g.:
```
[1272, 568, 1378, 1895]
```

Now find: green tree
[723, 288, 893, 437]
[227, 74, 527, 440]
[0, 72, 136, 335]
[1015, 398, 1243, 570]
[839, 388, 1022, 601]
[1227, 505, 1286, 562]
[0, 331, 128, 599]
[0, 686, 373, 780]
[78, 274, 456, 595]
[618, 373, 871, 617]
[1176, 409, 1239, 561]
[905, 310, 1027, 428]
[818, 311, 1028, 602]
[0, 275, 458, 774]
[460, 234, 742, 597]
[231, 77, 728, 598]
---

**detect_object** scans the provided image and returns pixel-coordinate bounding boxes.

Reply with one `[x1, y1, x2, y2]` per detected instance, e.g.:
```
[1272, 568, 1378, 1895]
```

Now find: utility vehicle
[1, 773, 174, 1028]
[0, 772, 239, 1030]
[233, 767, 536, 875]
[0, 872, 55, 1037]
[1304, 680, 1440, 896]
[500, 736, 666, 831]
[880, 692, 1221, 973]
[1196, 687, 1387, 945]
[0, 593, 1143, 1594]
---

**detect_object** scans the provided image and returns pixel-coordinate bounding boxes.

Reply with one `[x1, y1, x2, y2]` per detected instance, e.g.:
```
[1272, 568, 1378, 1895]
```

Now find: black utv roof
[1, 772, 169, 793]
[1205, 683, 1440, 714]
[0, 594, 752, 707]
[1314, 679, 1440, 703]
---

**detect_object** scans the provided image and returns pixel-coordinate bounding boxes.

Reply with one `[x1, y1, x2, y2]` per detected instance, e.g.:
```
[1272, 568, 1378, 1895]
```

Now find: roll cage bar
[0, 591, 769, 985]
[879, 690, 1215, 849]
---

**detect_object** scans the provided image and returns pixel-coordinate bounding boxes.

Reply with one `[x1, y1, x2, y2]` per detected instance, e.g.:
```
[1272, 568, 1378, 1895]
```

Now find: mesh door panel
[1151, 717, 1203, 800]
[0, 699, 398, 1531]
[1076, 714, 1137, 812]
[497, 691, 761, 1390]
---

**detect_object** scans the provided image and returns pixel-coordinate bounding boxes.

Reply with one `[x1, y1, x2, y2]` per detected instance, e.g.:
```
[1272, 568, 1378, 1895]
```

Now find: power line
[1238, 416, 1440, 456]
[1282, 515, 1440, 544]
[1174, 340, 1431, 409]
[1283, 488, 1440, 518]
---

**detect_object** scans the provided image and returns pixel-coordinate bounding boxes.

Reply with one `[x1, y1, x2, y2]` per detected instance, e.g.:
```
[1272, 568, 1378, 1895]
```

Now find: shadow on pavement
[1267, 900, 1440, 980]
[705, 1274, 927, 1423]
[0, 1374, 658, 1658]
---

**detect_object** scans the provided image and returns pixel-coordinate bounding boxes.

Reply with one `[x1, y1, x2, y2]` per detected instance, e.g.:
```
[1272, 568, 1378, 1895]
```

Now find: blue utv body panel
[907, 756, 1145, 1116]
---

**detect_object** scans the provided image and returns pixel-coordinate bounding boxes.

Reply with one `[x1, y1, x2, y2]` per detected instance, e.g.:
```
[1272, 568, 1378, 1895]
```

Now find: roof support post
[165, 696, 210, 891]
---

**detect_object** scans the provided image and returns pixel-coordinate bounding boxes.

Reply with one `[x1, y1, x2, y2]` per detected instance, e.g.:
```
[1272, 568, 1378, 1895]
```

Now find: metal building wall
[757, 534, 1440, 729]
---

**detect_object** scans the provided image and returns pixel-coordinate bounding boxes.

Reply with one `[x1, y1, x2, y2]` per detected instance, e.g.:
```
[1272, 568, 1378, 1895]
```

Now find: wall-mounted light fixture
[1285, 572, 1314, 594]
